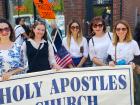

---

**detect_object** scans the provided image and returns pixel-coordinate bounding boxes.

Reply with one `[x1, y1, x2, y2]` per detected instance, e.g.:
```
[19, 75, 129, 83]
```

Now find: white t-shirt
[89, 32, 112, 65]
[14, 25, 25, 45]
[107, 40, 140, 64]
[62, 36, 88, 58]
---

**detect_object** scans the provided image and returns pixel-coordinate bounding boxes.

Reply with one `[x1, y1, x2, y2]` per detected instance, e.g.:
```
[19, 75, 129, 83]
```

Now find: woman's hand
[109, 61, 115, 66]
[52, 64, 62, 71]
[129, 62, 136, 69]
[2, 72, 13, 81]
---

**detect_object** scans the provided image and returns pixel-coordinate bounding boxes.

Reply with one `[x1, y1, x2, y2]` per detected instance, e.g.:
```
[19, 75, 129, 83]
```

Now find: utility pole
[33, 2, 37, 23]
[17, 0, 20, 16]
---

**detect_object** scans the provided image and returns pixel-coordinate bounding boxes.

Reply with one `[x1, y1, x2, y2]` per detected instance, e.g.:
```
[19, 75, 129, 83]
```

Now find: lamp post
[120, 0, 122, 19]
[33, 1, 37, 23]
[17, 0, 20, 16]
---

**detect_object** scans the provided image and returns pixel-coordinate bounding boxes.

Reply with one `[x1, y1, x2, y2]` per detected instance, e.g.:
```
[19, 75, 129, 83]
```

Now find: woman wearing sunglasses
[0, 18, 25, 81]
[107, 20, 140, 68]
[89, 16, 112, 66]
[62, 19, 88, 67]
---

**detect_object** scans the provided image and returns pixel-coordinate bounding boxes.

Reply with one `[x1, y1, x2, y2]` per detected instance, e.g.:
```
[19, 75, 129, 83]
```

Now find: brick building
[0, 0, 140, 34]
[0, 1, 8, 18]
[64, 0, 140, 34]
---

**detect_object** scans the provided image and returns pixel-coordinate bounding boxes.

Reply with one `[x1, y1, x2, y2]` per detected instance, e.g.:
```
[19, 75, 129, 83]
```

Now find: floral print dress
[0, 42, 25, 75]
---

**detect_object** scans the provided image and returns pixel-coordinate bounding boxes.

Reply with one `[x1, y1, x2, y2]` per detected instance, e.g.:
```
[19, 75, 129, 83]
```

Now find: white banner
[0, 66, 134, 105]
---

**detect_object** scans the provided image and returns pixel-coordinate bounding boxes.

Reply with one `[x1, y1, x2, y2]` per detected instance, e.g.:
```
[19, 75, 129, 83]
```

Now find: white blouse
[21, 39, 56, 70]
[62, 36, 88, 58]
[89, 32, 112, 65]
[107, 40, 140, 64]
[14, 25, 25, 45]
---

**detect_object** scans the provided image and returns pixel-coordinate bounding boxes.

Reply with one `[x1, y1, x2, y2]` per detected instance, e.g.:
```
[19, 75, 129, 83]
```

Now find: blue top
[0, 42, 24, 75]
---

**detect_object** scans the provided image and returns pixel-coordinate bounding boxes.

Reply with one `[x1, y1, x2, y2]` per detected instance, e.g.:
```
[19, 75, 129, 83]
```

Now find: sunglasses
[71, 26, 79, 30]
[93, 24, 103, 28]
[0, 27, 10, 32]
[116, 28, 127, 32]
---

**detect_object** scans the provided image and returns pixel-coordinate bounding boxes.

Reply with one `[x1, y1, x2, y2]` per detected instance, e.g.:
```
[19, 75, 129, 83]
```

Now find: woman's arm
[48, 42, 61, 70]
[2, 68, 23, 81]
[107, 55, 115, 66]
[77, 57, 87, 67]
[92, 57, 106, 66]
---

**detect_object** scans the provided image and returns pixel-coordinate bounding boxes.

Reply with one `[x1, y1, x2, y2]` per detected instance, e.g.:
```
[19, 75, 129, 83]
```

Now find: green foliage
[22, 0, 33, 14]
[53, 0, 64, 12]
[93, 7, 104, 16]
[14, 0, 33, 15]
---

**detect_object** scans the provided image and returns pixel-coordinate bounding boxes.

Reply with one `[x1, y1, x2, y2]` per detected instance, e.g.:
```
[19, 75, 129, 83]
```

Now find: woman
[107, 20, 140, 67]
[0, 18, 25, 80]
[89, 16, 112, 66]
[21, 21, 60, 73]
[62, 19, 88, 67]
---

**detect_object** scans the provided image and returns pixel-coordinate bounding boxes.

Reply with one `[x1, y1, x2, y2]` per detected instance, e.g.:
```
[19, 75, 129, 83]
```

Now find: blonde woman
[62, 19, 88, 67]
[107, 20, 140, 67]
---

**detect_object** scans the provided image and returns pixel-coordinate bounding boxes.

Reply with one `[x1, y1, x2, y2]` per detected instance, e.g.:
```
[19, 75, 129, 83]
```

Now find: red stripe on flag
[55, 54, 72, 68]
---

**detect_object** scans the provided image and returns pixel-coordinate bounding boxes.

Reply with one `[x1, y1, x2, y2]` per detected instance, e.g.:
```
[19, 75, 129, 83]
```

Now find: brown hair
[29, 21, 47, 41]
[66, 19, 82, 48]
[90, 16, 106, 36]
[0, 18, 15, 42]
[113, 20, 133, 45]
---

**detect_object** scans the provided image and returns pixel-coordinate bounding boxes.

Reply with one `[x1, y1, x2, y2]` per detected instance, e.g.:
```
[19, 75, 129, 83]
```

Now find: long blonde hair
[113, 20, 133, 46]
[66, 19, 83, 48]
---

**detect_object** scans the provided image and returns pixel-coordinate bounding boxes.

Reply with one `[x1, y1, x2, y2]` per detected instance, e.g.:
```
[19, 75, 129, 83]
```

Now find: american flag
[55, 46, 73, 68]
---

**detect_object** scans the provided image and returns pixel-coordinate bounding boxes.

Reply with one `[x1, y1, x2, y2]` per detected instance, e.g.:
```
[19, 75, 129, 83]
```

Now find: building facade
[0, 0, 140, 34]
[64, 0, 140, 34]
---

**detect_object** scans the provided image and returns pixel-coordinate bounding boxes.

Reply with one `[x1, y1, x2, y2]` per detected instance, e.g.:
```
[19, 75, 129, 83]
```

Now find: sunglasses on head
[0, 27, 10, 32]
[93, 24, 103, 28]
[116, 28, 127, 32]
[70, 25, 79, 30]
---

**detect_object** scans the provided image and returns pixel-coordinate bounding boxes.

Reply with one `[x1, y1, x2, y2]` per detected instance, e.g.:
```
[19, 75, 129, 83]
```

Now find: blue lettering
[50, 99, 55, 105]
[13, 85, 24, 101]
[0, 87, 11, 104]
[71, 77, 80, 91]
[61, 78, 69, 93]
[82, 76, 89, 91]
[90, 76, 99, 90]
[88, 96, 98, 105]
[33, 82, 42, 97]
[56, 98, 61, 105]
[67, 96, 76, 105]
[50, 79, 60, 94]
[119, 75, 127, 89]
[100, 76, 108, 90]
[77, 96, 86, 105]
[109, 75, 117, 90]
[36, 102, 43, 105]
[44, 100, 49, 105]
[25, 84, 34, 99]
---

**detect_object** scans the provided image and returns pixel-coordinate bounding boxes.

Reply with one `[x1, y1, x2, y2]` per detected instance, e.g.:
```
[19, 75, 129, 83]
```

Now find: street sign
[34, 0, 55, 19]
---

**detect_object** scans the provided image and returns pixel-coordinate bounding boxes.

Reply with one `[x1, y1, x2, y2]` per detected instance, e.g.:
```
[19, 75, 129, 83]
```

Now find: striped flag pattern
[55, 46, 73, 68]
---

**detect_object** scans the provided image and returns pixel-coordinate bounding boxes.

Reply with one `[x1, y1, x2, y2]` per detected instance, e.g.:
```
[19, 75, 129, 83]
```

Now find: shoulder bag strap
[15, 25, 22, 40]
[33, 43, 43, 60]
[108, 32, 111, 40]
[92, 38, 94, 46]
[114, 44, 117, 64]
